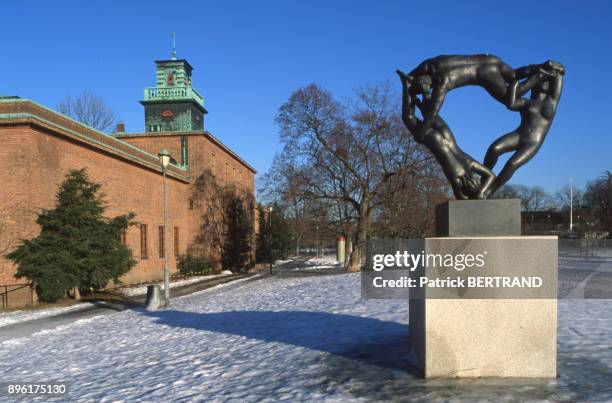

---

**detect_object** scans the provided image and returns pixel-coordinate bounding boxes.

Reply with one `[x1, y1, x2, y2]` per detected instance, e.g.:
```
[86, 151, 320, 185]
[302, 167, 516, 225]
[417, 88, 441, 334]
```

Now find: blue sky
[2, 1, 611, 193]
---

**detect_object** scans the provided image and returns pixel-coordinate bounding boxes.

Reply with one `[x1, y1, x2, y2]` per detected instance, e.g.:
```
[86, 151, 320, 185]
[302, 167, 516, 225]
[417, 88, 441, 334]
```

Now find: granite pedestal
[409, 199, 558, 378]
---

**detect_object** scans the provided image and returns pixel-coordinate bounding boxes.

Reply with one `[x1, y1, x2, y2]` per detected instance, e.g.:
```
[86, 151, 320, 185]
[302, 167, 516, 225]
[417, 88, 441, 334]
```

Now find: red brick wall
[0, 100, 256, 308]
[0, 124, 190, 286]
[118, 132, 256, 195]
[121, 133, 257, 263]
[118, 135, 183, 168]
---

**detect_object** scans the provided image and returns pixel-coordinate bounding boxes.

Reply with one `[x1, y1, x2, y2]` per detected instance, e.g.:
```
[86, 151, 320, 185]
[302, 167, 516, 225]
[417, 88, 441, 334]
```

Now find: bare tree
[373, 164, 449, 238]
[259, 155, 310, 254]
[190, 169, 256, 270]
[555, 184, 584, 212]
[0, 205, 18, 256]
[57, 90, 119, 133]
[584, 171, 612, 233]
[268, 83, 430, 272]
[494, 184, 553, 211]
[190, 169, 227, 262]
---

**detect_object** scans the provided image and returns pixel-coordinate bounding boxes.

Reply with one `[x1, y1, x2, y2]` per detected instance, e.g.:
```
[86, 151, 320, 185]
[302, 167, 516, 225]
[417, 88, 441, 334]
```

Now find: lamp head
[158, 148, 171, 170]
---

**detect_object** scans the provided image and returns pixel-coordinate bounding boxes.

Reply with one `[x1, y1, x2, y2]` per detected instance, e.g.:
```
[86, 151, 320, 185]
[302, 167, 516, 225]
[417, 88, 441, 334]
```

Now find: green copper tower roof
[141, 59, 205, 110]
[141, 50, 207, 133]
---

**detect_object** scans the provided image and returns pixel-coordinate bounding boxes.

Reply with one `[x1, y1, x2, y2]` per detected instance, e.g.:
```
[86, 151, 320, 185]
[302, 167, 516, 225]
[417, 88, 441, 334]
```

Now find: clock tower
[140, 49, 207, 133]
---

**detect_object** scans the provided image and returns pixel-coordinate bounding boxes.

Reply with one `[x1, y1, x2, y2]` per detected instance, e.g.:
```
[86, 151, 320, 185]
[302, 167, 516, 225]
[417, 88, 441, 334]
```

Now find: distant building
[521, 210, 565, 234]
[0, 53, 256, 308]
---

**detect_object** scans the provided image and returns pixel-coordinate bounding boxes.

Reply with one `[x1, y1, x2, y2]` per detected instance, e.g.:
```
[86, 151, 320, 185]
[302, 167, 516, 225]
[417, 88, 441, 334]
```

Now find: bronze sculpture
[397, 55, 564, 199]
[398, 70, 495, 200]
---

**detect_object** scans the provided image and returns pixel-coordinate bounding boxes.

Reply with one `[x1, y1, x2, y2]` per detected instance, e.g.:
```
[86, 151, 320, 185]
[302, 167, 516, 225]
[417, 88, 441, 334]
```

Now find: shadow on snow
[143, 309, 417, 373]
[141, 309, 612, 401]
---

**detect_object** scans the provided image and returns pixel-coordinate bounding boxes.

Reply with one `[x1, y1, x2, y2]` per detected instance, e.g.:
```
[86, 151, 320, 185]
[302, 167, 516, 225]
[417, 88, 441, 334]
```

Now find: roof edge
[0, 98, 191, 182]
[115, 130, 258, 174]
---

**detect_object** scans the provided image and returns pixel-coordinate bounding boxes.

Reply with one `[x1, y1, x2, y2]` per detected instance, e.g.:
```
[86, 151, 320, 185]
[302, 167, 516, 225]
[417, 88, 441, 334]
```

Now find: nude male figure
[397, 70, 495, 199]
[408, 54, 518, 125]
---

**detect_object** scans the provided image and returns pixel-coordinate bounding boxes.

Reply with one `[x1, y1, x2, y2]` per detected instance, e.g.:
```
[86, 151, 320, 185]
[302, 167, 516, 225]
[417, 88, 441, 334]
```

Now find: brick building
[0, 54, 256, 309]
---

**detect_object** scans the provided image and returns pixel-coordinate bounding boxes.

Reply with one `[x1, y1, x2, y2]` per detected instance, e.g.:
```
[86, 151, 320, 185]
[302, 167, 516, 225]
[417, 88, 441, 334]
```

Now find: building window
[158, 225, 165, 258]
[119, 229, 127, 246]
[181, 136, 189, 167]
[211, 153, 216, 175]
[174, 227, 180, 257]
[189, 199, 194, 210]
[225, 162, 229, 180]
[140, 224, 148, 259]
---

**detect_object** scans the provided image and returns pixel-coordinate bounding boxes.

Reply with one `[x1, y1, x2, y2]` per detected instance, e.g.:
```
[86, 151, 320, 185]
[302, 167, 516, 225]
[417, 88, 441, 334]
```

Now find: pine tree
[256, 204, 295, 264]
[269, 207, 295, 260]
[221, 194, 253, 272]
[7, 169, 136, 302]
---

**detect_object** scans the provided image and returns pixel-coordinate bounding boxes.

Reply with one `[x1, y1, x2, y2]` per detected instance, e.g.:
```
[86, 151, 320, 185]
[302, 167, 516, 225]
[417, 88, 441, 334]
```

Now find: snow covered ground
[0, 272, 610, 401]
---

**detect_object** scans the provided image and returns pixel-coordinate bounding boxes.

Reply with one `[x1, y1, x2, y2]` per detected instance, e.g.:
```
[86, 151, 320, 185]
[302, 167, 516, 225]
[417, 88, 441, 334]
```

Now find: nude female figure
[483, 61, 564, 196]
[397, 70, 495, 200]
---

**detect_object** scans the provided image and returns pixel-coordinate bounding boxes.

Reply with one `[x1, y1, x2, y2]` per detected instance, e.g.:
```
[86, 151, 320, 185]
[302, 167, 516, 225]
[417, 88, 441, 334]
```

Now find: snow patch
[0, 303, 95, 328]
[305, 255, 341, 267]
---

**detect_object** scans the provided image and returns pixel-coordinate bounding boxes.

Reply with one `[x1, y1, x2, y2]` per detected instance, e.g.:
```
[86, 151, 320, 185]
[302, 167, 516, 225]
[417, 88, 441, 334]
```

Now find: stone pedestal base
[409, 200, 558, 378]
[410, 297, 557, 378]
[409, 237, 557, 378]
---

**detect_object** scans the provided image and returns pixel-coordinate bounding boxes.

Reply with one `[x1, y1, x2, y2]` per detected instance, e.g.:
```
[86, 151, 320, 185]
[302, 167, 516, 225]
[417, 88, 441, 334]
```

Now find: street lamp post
[158, 148, 171, 307]
[570, 177, 574, 232]
[315, 224, 320, 258]
[269, 206, 273, 274]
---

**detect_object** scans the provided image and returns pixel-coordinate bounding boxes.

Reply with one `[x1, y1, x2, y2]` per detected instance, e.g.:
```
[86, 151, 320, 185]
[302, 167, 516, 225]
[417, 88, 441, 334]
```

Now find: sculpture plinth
[409, 200, 558, 378]
[435, 199, 521, 237]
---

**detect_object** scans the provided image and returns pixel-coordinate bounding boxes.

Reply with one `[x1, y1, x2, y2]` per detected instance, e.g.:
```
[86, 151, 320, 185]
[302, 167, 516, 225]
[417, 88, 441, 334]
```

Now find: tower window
[181, 136, 189, 167]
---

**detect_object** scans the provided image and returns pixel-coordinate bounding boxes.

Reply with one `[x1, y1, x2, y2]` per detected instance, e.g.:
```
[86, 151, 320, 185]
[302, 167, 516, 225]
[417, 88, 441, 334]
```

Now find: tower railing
[143, 86, 204, 106]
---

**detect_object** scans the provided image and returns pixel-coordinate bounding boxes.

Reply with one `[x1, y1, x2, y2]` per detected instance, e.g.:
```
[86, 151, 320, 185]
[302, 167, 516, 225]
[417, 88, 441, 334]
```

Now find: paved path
[0, 272, 262, 342]
[265, 254, 318, 275]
